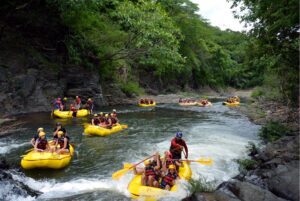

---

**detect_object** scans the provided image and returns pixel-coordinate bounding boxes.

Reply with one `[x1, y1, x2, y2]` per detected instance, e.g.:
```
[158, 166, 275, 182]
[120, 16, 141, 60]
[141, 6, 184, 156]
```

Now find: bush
[259, 121, 290, 142]
[236, 158, 258, 171]
[251, 88, 263, 98]
[120, 81, 145, 97]
[188, 177, 216, 193]
[246, 142, 258, 156]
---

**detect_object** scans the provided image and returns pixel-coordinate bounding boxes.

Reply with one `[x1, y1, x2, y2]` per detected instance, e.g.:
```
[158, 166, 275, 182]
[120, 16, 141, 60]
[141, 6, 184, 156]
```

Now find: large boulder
[267, 161, 299, 201]
[215, 180, 287, 201]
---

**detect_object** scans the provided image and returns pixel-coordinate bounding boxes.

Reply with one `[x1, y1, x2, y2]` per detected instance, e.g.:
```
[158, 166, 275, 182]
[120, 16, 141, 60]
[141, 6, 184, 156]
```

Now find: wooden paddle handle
[129, 154, 155, 169]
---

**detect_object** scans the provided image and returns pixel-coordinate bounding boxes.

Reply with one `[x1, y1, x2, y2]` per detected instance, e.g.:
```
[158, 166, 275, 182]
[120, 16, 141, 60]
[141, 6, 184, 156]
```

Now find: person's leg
[148, 176, 154, 186]
[142, 174, 147, 186]
[153, 180, 159, 188]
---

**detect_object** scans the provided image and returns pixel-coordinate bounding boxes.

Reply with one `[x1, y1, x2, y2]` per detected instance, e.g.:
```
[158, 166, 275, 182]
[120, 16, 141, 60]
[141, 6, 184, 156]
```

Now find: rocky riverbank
[185, 100, 299, 201]
[0, 158, 40, 200]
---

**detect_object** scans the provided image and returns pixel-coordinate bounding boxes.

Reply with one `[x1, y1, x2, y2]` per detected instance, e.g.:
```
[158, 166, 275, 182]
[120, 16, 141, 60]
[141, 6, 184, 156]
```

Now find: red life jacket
[166, 159, 173, 167]
[111, 117, 117, 124]
[57, 137, 69, 150]
[76, 98, 81, 104]
[37, 138, 47, 150]
[93, 118, 100, 125]
[145, 166, 156, 177]
[70, 106, 77, 112]
[87, 100, 93, 106]
[162, 172, 177, 186]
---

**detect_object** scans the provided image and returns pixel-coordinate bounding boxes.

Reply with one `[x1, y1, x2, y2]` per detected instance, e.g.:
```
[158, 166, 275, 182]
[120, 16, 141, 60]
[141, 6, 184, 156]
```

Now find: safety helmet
[63, 97, 67, 101]
[76, 96, 79, 98]
[57, 131, 64, 136]
[113, 109, 116, 112]
[100, 112, 103, 115]
[144, 160, 151, 166]
[88, 98, 92, 101]
[110, 113, 114, 116]
[176, 132, 183, 138]
[94, 114, 98, 117]
[39, 132, 46, 137]
[105, 114, 109, 117]
[37, 127, 44, 133]
[169, 164, 176, 169]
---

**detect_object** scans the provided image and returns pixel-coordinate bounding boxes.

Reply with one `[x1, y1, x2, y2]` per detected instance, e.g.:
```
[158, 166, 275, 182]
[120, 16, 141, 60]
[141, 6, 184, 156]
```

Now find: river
[0, 100, 260, 201]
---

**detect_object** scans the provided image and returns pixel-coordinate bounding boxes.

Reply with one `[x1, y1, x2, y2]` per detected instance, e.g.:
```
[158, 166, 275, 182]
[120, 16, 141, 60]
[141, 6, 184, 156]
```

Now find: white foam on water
[11, 171, 131, 199]
[0, 186, 35, 201]
[0, 141, 29, 154]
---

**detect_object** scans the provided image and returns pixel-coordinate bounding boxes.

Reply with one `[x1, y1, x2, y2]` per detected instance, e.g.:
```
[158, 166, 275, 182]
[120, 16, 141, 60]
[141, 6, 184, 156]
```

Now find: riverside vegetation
[0, 0, 299, 201]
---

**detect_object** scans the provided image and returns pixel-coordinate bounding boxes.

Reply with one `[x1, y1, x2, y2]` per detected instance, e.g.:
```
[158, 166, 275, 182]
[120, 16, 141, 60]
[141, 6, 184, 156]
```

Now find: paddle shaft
[128, 154, 155, 169]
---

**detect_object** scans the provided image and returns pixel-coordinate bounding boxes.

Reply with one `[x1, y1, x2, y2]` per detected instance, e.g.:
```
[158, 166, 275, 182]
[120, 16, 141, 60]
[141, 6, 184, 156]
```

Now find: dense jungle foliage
[1, 0, 298, 104]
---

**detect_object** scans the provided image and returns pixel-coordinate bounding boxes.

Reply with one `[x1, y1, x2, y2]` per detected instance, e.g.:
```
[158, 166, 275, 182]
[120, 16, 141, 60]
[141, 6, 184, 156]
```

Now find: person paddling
[70, 104, 77, 117]
[169, 132, 188, 160]
[104, 114, 112, 128]
[31, 127, 44, 147]
[53, 122, 67, 139]
[160, 164, 179, 190]
[61, 97, 68, 111]
[142, 152, 161, 187]
[53, 97, 62, 111]
[86, 98, 94, 114]
[34, 132, 50, 152]
[92, 114, 100, 126]
[55, 131, 70, 154]
[110, 113, 118, 126]
[74, 96, 81, 110]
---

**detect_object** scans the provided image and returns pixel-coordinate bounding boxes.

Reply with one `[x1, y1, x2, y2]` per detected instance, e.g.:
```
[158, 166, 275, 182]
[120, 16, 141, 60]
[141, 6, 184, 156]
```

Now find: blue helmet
[176, 132, 183, 138]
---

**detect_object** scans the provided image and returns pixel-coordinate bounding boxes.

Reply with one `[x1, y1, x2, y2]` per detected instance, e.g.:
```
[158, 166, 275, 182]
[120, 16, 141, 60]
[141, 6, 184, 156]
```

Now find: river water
[0, 101, 260, 201]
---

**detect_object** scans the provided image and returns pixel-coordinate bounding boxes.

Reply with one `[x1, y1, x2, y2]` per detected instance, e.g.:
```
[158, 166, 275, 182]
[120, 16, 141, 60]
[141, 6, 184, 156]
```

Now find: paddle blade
[123, 163, 133, 169]
[25, 148, 33, 153]
[112, 168, 131, 180]
[195, 158, 213, 165]
[122, 124, 128, 129]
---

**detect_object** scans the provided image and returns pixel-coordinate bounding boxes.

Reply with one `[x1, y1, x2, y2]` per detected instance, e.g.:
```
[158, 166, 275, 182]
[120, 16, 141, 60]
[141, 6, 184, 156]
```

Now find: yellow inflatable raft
[179, 102, 197, 106]
[197, 102, 213, 107]
[21, 144, 74, 169]
[84, 123, 128, 136]
[128, 161, 192, 200]
[138, 102, 156, 107]
[53, 109, 90, 118]
[223, 101, 240, 106]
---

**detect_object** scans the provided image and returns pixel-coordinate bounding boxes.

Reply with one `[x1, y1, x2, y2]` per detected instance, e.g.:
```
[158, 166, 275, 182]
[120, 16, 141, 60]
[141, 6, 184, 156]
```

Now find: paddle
[174, 158, 213, 165]
[112, 154, 155, 180]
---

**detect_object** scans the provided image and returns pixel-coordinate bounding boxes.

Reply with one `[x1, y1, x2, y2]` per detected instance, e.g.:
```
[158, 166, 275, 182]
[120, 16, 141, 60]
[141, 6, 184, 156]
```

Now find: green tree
[229, 0, 299, 105]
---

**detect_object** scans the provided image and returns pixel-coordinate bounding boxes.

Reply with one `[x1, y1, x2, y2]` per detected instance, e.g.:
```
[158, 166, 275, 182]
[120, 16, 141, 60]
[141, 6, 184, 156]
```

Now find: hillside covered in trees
[0, 0, 298, 113]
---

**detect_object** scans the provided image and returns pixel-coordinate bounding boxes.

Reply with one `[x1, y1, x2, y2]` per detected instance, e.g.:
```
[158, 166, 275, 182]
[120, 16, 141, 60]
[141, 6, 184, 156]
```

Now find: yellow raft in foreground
[197, 102, 213, 107]
[53, 109, 90, 118]
[179, 102, 197, 106]
[128, 161, 192, 200]
[84, 123, 128, 136]
[138, 102, 156, 107]
[21, 144, 74, 169]
[223, 101, 240, 106]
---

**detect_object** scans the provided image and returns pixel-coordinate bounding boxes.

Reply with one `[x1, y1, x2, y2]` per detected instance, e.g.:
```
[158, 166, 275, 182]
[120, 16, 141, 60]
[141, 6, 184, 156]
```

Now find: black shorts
[171, 151, 181, 160]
